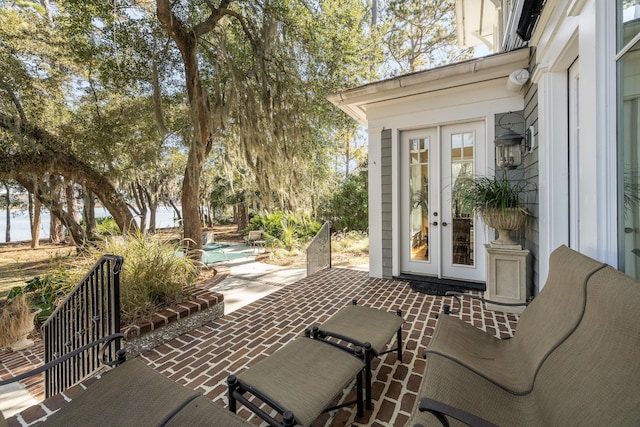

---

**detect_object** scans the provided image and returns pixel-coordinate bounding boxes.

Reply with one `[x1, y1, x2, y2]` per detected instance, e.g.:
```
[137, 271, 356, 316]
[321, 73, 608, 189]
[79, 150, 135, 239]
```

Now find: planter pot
[480, 208, 527, 247]
[10, 331, 35, 352]
[5, 308, 41, 352]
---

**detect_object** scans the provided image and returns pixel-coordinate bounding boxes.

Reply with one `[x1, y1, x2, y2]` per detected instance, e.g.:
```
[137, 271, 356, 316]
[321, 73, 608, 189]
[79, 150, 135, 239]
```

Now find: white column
[536, 69, 570, 289]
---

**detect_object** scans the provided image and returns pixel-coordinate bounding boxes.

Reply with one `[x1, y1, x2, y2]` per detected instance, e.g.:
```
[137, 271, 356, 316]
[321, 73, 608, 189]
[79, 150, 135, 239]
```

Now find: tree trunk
[83, 187, 97, 240]
[168, 199, 182, 224]
[149, 182, 158, 234]
[31, 178, 41, 248]
[65, 182, 78, 226]
[235, 202, 248, 233]
[49, 176, 65, 243]
[3, 183, 10, 243]
[182, 155, 202, 254]
[131, 181, 148, 234]
[156, 0, 229, 259]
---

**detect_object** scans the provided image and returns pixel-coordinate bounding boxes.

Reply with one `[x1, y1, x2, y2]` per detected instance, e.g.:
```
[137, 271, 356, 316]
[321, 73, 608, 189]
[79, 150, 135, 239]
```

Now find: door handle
[442, 222, 448, 227]
[432, 221, 438, 226]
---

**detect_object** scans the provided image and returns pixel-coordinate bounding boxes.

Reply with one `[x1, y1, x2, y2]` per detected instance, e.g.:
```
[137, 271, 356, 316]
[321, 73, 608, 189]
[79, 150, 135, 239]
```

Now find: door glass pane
[451, 132, 474, 266]
[618, 1, 640, 278]
[618, 40, 640, 278]
[410, 137, 429, 261]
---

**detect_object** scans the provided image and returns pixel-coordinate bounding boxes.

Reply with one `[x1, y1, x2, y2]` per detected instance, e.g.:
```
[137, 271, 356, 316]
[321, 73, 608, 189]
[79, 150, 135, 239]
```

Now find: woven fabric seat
[44, 358, 251, 427]
[164, 396, 252, 427]
[230, 337, 365, 427]
[312, 301, 404, 409]
[318, 304, 404, 355]
[425, 245, 606, 394]
[409, 252, 640, 426]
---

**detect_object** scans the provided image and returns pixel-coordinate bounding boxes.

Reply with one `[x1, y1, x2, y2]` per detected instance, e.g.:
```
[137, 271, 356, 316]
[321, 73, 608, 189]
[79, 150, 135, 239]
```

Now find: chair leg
[364, 343, 373, 410]
[396, 308, 403, 362]
[356, 369, 364, 418]
[227, 375, 238, 414]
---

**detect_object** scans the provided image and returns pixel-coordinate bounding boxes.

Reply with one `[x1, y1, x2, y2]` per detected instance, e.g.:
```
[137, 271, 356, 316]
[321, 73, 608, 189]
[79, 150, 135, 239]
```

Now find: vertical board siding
[381, 129, 393, 278]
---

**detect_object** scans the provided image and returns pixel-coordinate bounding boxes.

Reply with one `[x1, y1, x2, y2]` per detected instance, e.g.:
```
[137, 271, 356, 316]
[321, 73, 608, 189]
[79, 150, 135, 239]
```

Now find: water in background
[0, 206, 181, 243]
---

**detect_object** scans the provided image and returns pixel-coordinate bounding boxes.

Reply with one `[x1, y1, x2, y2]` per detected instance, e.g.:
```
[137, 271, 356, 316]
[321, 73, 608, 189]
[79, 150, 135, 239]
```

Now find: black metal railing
[306, 221, 331, 276]
[41, 255, 124, 398]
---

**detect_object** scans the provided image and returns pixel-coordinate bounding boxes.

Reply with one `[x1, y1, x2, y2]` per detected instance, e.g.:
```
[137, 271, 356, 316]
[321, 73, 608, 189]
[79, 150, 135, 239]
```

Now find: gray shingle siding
[381, 129, 393, 278]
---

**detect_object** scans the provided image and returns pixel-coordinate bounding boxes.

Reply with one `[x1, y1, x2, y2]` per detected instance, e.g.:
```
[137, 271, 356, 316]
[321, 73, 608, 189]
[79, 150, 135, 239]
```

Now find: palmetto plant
[455, 172, 533, 245]
[455, 173, 529, 215]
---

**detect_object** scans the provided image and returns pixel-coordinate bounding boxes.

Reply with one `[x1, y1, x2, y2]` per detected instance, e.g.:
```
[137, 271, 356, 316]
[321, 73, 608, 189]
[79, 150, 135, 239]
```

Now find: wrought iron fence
[307, 221, 331, 276]
[41, 254, 123, 398]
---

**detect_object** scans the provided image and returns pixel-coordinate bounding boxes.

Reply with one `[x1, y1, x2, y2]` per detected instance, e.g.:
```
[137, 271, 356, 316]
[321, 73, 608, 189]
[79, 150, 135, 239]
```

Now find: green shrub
[96, 217, 121, 236]
[7, 270, 76, 324]
[95, 234, 198, 324]
[248, 211, 321, 249]
[332, 230, 369, 253]
[318, 169, 368, 232]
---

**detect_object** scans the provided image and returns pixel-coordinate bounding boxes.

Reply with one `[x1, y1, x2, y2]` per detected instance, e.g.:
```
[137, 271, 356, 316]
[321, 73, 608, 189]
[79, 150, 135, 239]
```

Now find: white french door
[400, 121, 487, 282]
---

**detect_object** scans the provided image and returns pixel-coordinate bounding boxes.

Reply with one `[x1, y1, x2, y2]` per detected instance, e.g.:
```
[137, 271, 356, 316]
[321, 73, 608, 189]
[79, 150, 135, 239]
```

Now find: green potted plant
[455, 172, 531, 247]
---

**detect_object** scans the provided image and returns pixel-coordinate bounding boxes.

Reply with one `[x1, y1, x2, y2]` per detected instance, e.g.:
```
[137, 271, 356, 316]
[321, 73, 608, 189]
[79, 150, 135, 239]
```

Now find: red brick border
[121, 289, 224, 339]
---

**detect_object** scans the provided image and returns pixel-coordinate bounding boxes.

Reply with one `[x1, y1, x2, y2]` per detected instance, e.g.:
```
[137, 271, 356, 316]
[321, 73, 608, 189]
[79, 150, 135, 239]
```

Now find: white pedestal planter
[485, 244, 531, 314]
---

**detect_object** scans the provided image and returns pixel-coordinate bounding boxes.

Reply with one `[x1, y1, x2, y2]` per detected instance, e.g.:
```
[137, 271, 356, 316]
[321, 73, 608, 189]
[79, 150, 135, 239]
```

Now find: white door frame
[399, 121, 487, 282]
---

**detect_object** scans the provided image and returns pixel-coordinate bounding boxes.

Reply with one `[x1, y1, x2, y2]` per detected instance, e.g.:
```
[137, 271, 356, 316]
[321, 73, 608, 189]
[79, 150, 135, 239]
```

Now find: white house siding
[357, 51, 529, 279]
[529, 0, 618, 286]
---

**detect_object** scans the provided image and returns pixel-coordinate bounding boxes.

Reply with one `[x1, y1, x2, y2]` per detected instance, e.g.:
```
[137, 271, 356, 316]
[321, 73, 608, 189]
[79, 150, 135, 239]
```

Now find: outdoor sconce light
[494, 112, 533, 169]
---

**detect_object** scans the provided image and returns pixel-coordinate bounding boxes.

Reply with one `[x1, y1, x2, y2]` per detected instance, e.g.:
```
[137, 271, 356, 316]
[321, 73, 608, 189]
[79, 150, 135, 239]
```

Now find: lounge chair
[43, 359, 252, 427]
[243, 230, 264, 246]
[424, 245, 606, 394]
[0, 335, 253, 426]
[409, 246, 640, 426]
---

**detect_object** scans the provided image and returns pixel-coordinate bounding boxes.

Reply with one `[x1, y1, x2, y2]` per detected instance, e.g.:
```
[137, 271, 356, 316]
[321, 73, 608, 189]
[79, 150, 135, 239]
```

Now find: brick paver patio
[1, 267, 518, 426]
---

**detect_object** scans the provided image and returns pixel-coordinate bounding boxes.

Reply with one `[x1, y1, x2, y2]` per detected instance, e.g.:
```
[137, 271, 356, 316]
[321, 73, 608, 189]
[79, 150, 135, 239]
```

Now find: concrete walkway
[209, 253, 307, 314]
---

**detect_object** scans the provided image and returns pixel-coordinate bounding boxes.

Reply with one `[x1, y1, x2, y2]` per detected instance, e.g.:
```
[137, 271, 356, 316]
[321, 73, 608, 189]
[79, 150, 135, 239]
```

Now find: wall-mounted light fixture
[494, 112, 533, 169]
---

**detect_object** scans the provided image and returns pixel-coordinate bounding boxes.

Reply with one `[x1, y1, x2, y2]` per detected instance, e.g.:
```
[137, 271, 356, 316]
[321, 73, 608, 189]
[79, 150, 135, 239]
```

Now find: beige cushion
[319, 304, 403, 354]
[164, 396, 251, 426]
[44, 358, 247, 426]
[236, 337, 364, 426]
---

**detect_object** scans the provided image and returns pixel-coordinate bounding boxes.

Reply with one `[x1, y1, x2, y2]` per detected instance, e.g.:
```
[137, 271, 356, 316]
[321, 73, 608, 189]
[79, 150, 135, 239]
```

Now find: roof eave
[328, 48, 530, 124]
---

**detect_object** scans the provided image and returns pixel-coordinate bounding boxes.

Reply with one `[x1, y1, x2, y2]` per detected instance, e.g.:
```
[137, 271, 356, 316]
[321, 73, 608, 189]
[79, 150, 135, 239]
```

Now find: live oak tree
[382, 0, 474, 74]
[155, 0, 375, 255]
[1, 0, 392, 254]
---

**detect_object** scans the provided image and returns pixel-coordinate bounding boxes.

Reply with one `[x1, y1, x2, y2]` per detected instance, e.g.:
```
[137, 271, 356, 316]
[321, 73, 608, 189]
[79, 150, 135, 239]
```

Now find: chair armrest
[227, 375, 300, 427]
[307, 326, 370, 359]
[0, 333, 125, 387]
[418, 397, 498, 427]
[443, 291, 532, 315]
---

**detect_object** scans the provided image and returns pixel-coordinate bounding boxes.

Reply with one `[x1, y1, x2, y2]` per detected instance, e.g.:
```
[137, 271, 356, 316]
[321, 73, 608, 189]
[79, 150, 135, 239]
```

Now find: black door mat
[397, 274, 485, 296]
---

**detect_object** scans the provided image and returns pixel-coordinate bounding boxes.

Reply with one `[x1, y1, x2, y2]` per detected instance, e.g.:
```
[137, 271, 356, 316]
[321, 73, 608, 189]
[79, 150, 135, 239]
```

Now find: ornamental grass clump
[0, 294, 35, 349]
[97, 234, 198, 325]
[456, 173, 528, 215]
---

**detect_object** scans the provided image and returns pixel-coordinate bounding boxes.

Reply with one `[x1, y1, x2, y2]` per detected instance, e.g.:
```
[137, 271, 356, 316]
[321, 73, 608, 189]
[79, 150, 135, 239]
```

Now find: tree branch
[0, 113, 139, 236]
